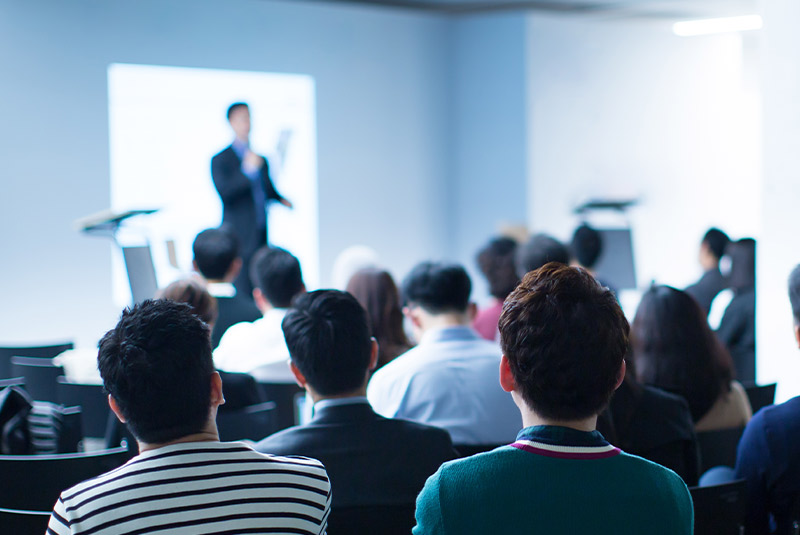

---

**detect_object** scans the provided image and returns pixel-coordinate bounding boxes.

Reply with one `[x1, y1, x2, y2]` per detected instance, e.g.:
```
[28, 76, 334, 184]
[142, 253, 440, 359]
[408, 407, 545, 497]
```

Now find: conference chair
[744, 383, 777, 414]
[696, 426, 746, 473]
[0, 507, 52, 535]
[326, 504, 417, 535]
[9, 356, 64, 403]
[257, 382, 304, 431]
[689, 479, 747, 535]
[217, 401, 277, 442]
[0, 342, 72, 379]
[56, 378, 110, 439]
[0, 377, 25, 389]
[0, 446, 129, 511]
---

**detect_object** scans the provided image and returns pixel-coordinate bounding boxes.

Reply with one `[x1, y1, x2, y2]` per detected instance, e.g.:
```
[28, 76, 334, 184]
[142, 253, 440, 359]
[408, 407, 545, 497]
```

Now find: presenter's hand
[243, 150, 264, 172]
[280, 198, 294, 209]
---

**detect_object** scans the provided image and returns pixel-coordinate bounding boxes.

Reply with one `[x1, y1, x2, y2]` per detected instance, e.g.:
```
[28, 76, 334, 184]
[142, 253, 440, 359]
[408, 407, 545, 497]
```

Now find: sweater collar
[511, 425, 620, 460]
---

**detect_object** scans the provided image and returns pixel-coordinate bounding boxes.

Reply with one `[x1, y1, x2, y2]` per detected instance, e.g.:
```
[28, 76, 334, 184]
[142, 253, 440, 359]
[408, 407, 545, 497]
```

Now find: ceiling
[310, 0, 757, 18]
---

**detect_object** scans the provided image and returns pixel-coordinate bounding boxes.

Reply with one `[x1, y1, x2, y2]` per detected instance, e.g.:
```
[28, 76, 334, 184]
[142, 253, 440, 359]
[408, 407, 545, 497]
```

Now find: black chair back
[56, 378, 110, 439]
[0, 507, 52, 534]
[217, 401, 277, 442]
[327, 504, 416, 535]
[257, 382, 303, 431]
[690, 479, 747, 535]
[696, 426, 746, 473]
[745, 383, 777, 414]
[0, 446, 129, 510]
[0, 342, 73, 379]
[9, 357, 64, 403]
[0, 377, 25, 389]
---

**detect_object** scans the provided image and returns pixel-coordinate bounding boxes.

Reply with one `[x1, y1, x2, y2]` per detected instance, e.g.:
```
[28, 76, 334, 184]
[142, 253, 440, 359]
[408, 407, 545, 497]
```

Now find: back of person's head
[282, 290, 372, 396]
[702, 227, 731, 261]
[250, 246, 304, 308]
[98, 299, 215, 444]
[158, 278, 218, 326]
[499, 263, 628, 421]
[516, 233, 570, 277]
[789, 264, 800, 324]
[402, 262, 471, 315]
[726, 238, 756, 293]
[345, 268, 409, 363]
[631, 285, 733, 421]
[570, 224, 603, 269]
[476, 237, 519, 300]
[227, 102, 248, 120]
[193, 227, 239, 280]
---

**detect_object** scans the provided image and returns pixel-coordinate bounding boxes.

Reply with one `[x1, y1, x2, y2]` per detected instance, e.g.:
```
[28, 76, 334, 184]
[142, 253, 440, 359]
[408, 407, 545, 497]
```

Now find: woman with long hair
[631, 285, 751, 431]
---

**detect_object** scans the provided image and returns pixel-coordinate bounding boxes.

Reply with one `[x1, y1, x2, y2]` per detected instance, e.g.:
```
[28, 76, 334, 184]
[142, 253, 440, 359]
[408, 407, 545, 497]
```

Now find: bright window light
[673, 15, 763, 37]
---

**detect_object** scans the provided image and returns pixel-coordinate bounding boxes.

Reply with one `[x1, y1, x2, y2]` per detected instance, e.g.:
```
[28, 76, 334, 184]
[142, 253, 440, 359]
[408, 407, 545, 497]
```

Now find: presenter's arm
[260, 157, 293, 208]
[211, 153, 253, 203]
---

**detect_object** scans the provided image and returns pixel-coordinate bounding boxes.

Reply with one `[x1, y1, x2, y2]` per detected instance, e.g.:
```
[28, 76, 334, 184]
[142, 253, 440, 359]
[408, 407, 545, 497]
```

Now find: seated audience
[192, 227, 260, 348]
[472, 236, 519, 341]
[632, 285, 752, 431]
[214, 246, 305, 382]
[717, 238, 756, 383]
[413, 264, 693, 534]
[570, 223, 615, 294]
[48, 299, 330, 534]
[256, 290, 455, 511]
[346, 268, 412, 370]
[515, 233, 569, 277]
[685, 227, 730, 315]
[367, 262, 520, 445]
[735, 263, 800, 535]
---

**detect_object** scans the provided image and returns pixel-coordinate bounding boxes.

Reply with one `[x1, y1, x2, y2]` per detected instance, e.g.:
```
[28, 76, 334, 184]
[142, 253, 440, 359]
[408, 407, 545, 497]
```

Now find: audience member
[368, 262, 520, 445]
[717, 237, 757, 383]
[515, 233, 569, 278]
[685, 227, 730, 315]
[735, 263, 800, 535]
[214, 246, 305, 382]
[346, 268, 412, 370]
[256, 290, 455, 512]
[570, 223, 616, 294]
[413, 264, 693, 534]
[192, 227, 260, 348]
[473, 236, 518, 341]
[48, 300, 330, 534]
[632, 285, 752, 431]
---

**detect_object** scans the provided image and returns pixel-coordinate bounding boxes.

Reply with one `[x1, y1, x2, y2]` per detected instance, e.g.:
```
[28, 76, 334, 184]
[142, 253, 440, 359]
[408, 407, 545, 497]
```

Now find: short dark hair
[789, 264, 800, 324]
[702, 228, 731, 260]
[402, 262, 471, 314]
[499, 263, 628, 421]
[249, 246, 304, 308]
[193, 227, 239, 280]
[282, 290, 372, 396]
[227, 102, 248, 120]
[476, 237, 519, 300]
[97, 300, 215, 444]
[570, 224, 603, 269]
[727, 238, 756, 293]
[516, 233, 570, 277]
[158, 278, 218, 326]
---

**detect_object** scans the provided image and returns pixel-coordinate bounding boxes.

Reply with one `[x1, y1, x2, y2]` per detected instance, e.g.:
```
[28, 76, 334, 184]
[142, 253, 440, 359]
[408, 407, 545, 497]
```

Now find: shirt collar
[206, 282, 236, 298]
[231, 138, 249, 159]
[311, 396, 369, 418]
[419, 325, 482, 345]
[511, 425, 620, 460]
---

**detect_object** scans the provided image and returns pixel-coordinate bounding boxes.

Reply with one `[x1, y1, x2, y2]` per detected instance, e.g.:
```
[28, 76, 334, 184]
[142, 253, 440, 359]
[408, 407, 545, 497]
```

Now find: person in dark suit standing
[255, 290, 455, 518]
[211, 102, 292, 297]
[685, 227, 730, 315]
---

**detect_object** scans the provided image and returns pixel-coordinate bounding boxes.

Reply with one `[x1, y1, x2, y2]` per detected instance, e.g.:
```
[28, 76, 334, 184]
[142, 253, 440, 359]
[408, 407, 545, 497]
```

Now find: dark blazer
[685, 267, 727, 315]
[254, 401, 456, 507]
[210, 295, 261, 349]
[717, 288, 756, 383]
[211, 146, 284, 260]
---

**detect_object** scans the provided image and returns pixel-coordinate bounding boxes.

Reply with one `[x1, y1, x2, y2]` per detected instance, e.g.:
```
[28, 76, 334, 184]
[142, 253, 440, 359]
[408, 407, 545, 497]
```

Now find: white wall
[0, 0, 451, 347]
[525, 13, 761, 291]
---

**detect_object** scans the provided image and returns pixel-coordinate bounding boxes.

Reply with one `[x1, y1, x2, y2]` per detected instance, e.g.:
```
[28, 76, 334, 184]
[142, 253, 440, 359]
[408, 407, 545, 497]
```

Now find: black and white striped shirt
[47, 441, 331, 535]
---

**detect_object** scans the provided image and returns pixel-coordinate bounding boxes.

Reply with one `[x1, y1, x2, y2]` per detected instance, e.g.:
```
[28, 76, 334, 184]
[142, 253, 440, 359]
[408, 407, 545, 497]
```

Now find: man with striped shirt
[47, 299, 331, 535]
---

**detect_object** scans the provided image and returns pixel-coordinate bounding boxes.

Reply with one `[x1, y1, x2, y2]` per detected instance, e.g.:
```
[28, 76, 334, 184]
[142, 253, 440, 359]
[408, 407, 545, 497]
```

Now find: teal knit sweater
[414, 425, 693, 534]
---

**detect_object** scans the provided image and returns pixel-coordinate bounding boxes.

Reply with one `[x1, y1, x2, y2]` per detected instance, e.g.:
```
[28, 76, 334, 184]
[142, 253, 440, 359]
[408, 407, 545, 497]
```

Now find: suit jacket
[254, 401, 456, 507]
[717, 288, 756, 383]
[211, 145, 284, 260]
[685, 267, 727, 315]
[210, 295, 261, 349]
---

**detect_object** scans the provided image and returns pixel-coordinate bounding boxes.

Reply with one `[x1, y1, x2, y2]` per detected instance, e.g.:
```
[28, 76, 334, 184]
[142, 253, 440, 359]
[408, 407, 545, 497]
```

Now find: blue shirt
[735, 396, 800, 534]
[367, 326, 520, 445]
[231, 138, 266, 227]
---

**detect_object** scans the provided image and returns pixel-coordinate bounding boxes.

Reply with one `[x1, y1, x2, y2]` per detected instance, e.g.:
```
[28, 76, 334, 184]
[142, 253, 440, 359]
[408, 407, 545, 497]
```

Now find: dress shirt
[312, 396, 369, 418]
[367, 325, 520, 445]
[206, 281, 237, 298]
[231, 138, 266, 227]
[213, 308, 294, 382]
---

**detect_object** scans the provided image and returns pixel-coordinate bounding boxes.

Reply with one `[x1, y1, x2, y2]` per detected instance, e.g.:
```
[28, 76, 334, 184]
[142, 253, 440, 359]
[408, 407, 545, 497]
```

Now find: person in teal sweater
[414, 263, 694, 535]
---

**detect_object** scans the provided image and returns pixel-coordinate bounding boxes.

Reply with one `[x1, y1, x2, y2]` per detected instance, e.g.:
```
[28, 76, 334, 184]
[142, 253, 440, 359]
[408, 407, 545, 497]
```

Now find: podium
[75, 209, 159, 304]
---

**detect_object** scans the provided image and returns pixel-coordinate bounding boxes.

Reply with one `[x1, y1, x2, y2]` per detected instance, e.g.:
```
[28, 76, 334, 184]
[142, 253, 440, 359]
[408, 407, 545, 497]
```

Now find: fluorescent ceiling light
[673, 15, 763, 37]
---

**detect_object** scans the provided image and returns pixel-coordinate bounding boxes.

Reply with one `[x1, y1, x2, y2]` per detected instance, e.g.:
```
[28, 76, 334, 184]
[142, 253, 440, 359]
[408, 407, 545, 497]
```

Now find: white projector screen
[108, 63, 318, 305]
